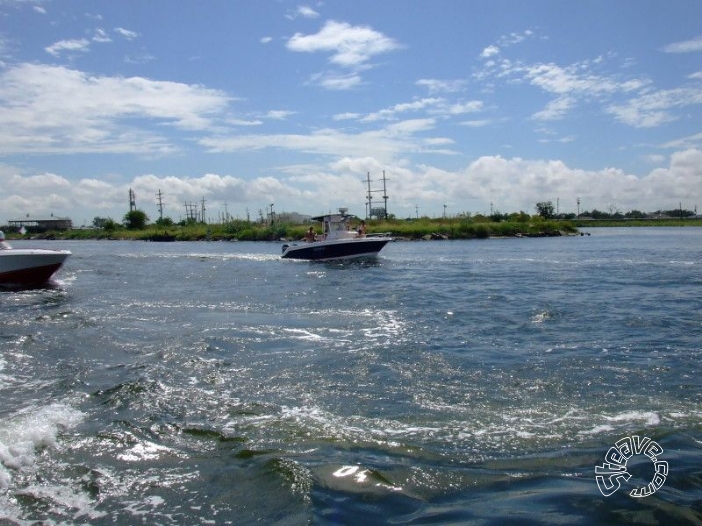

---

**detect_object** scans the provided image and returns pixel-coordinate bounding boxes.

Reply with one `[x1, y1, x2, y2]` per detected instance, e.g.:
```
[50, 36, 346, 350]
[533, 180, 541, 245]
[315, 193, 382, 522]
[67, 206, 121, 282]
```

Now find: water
[1, 227, 701, 524]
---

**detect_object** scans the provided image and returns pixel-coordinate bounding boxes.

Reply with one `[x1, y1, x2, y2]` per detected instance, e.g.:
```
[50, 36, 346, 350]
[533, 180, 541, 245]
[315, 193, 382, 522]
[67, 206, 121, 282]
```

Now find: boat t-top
[281, 208, 392, 261]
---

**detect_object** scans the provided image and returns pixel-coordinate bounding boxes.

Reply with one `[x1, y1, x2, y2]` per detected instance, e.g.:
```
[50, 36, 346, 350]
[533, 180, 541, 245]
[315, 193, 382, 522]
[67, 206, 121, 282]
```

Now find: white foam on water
[0, 402, 84, 521]
[606, 410, 661, 427]
[0, 403, 84, 490]
[15, 484, 107, 521]
[117, 440, 174, 462]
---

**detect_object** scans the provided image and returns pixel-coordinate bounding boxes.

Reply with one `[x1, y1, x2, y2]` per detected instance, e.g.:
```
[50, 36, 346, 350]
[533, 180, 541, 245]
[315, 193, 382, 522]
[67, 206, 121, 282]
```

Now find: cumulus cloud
[286, 20, 400, 89]
[480, 45, 500, 59]
[3, 147, 701, 223]
[287, 20, 399, 67]
[0, 63, 231, 155]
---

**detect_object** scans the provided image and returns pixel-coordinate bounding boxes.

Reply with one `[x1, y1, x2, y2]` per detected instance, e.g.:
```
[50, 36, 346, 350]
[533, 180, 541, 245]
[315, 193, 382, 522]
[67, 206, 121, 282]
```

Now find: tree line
[534, 201, 696, 220]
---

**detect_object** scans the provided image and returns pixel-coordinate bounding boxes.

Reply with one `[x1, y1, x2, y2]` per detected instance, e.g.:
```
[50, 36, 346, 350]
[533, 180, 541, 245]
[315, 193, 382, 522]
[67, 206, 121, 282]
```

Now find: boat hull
[281, 238, 391, 261]
[0, 249, 71, 285]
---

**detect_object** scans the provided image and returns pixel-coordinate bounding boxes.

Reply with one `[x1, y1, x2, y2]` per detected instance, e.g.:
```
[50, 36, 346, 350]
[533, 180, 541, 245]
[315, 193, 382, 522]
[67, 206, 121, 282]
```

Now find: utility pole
[577, 197, 581, 219]
[184, 202, 198, 222]
[201, 197, 207, 224]
[156, 189, 164, 221]
[365, 172, 373, 219]
[381, 170, 389, 220]
[129, 188, 136, 212]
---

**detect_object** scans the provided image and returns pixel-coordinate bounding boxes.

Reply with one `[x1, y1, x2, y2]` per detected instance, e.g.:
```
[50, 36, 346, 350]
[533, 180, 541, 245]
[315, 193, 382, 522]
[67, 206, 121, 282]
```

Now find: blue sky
[1, 0, 701, 225]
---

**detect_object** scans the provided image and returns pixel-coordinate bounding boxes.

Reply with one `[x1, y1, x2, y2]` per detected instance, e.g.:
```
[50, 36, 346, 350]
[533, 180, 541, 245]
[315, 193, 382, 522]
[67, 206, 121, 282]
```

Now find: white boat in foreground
[0, 232, 71, 286]
[281, 209, 392, 261]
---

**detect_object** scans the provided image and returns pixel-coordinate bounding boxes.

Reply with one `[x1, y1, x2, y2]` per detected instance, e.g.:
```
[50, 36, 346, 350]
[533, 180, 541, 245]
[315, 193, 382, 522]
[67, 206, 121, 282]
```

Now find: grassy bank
[4, 217, 578, 242]
[6, 216, 701, 242]
[572, 218, 702, 228]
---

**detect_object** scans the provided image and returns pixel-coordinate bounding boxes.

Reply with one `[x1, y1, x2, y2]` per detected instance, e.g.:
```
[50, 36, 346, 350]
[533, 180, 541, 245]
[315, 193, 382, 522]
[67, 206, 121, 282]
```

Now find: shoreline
[4, 218, 701, 243]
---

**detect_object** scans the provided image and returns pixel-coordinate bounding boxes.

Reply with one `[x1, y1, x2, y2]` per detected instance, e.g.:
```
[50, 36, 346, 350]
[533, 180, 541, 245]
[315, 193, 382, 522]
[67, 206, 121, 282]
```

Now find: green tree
[123, 210, 149, 230]
[93, 217, 118, 230]
[535, 201, 554, 219]
[155, 216, 174, 227]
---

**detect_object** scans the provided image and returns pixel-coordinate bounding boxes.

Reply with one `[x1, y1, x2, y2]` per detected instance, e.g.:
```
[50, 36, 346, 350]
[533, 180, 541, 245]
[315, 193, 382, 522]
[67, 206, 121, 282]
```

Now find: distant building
[8, 216, 73, 232]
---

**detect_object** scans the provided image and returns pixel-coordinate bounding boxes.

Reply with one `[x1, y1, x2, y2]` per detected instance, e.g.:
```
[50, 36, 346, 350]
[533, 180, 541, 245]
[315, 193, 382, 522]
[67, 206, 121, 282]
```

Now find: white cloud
[446, 100, 483, 115]
[310, 71, 362, 90]
[416, 78, 466, 94]
[476, 48, 658, 125]
[124, 53, 156, 65]
[663, 36, 702, 53]
[361, 98, 442, 122]
[643, 154, 666, 164]
[498, 30, 534, 47]
[532, 96, 575, 121]
[0, 63, 231, 155]
[287, 20, 400, 68]
[607, 87, 702, 128]
[357, 98, 482, 123]
[199, 118, 440, 164]
[45, 38, 90, 57]
[114, 27, 138, 40]
[260, 36, 273, 44]
[3, 147, 700, 224]
[480, 45, 500, 59]
[285, 20, 400, 89]
[265, 110, 296, 120]
[523, 63, 623, 95]
[460, 119, 491, 128]
[332, 112, 361, 121]
[93, 29, 112, 43]
[228, 118, 263, 126]
[661, 131, 702, 150]
[295, 6, 320, 19]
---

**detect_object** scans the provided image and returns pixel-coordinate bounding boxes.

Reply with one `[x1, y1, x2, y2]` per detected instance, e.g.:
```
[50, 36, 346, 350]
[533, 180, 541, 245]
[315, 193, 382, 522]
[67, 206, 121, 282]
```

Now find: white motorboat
[281, 209, 392, 261]
[0, 231, 71, 286]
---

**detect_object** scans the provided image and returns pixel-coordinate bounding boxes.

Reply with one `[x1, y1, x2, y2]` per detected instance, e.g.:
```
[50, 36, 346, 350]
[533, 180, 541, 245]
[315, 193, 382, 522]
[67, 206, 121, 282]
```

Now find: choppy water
[1, 227, 701, 524]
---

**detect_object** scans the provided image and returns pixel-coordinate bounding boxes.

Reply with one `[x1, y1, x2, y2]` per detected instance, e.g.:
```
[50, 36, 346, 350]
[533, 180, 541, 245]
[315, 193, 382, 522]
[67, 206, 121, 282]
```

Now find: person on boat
[303, 227, 316, 242]
[0, 231, 10, 250]
[356, 221, 366, 238]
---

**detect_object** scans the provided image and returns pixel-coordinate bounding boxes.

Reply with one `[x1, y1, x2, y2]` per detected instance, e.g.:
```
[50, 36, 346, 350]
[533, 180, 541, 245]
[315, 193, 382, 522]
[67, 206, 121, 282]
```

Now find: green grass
[4, 217, 580, 241]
